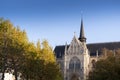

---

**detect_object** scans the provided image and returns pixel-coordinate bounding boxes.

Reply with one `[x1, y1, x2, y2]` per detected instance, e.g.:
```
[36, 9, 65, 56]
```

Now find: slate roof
[54, 45, 69, 58]
[54, 42, 120, 58]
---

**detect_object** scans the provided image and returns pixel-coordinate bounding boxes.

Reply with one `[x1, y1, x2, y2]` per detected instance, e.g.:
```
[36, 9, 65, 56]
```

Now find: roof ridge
[87, 41, 120, 45]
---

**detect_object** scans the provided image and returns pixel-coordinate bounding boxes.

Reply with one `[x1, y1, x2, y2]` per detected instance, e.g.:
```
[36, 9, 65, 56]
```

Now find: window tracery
[69, 57, 81, 71]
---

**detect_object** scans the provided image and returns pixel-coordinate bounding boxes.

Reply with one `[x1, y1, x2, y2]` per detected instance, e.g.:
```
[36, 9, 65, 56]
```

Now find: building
[54, 19, 120, 80]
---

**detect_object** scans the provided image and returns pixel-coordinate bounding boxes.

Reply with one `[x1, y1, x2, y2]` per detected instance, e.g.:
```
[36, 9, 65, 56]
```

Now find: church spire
[79, 19, 86, 42]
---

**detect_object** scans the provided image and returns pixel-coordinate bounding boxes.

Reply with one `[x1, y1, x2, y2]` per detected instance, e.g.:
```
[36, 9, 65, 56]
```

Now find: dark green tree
[88, 49, 120, 80]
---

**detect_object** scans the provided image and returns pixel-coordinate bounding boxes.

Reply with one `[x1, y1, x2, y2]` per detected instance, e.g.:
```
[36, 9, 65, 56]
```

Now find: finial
[74, 32, 76, 36]
[65, 41, 67, 45]
[96, 50, 98, 57]
[65, 42, 67, 55]
[81, 11, 83, 19]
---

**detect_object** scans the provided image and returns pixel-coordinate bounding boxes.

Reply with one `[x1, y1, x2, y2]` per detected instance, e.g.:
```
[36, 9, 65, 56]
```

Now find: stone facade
[54, 19, 120, 80]
[63, 35, 90, 80]
[55, 20, 98, 80]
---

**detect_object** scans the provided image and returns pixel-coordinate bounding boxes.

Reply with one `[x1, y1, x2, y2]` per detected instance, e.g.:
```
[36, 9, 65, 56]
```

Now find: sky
[0, 0, 120, 48]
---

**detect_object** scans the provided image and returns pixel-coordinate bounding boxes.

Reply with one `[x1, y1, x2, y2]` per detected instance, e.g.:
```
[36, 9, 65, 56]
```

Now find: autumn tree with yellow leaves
[0, 18, 62, 80]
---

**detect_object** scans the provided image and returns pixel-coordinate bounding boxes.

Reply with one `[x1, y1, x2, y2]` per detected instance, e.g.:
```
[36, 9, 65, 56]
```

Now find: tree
[0, 18, 28, 80]
[0, 18, 63, 80]
[21, 40, 63, 80]
[88, 49, 120, 80]
[41, 40, 55, 63]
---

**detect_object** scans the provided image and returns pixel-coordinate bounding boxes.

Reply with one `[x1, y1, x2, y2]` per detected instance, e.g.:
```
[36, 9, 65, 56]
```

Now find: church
[54, 19, 120, 80]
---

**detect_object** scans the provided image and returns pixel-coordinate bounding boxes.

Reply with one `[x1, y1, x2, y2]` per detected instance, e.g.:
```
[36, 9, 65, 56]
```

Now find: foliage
[0, 18, 28, 80]
[21, 40, 62, 80]
[88, 49, 120, 80]
[0, 18, 62, 80]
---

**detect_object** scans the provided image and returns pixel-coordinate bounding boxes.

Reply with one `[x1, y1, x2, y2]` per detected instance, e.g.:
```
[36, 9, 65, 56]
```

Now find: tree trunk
[1, 65, 5, 80]
[1, 55, 7, 80]
[2, 29, 7, 80]
[14, 67, 18, 80]
[12, 59, 18, 80]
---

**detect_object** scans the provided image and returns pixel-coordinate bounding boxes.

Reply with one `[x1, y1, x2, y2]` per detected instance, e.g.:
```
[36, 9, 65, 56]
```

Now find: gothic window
[74, 46, 76, 54]
[69, 61, 74, 69]
[71, 45, 73, 54]
[69, 57, 81, 71]
[76, 62, 80, 69]
[73, 45, 74, 53]
[59, 52, 62, 58]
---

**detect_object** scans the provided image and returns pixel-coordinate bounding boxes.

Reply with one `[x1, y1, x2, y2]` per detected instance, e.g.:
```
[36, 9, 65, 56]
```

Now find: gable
[67, 36, 83, 54]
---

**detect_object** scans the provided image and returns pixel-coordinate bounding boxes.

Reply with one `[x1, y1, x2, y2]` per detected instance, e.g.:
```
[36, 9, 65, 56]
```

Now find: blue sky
[1, 0, 120, 48]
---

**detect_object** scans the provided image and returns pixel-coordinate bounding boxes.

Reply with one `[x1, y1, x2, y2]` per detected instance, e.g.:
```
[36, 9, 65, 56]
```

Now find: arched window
[76, 61, 80, 69]
[69, 57, 81, 71]
[69, 60, 74, 69]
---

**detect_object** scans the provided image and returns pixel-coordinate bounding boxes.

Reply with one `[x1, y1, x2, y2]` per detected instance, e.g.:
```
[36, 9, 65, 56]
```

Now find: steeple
[79, 19, 86, 42]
